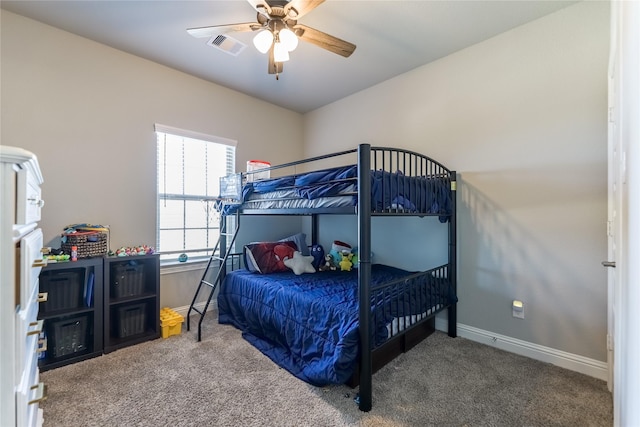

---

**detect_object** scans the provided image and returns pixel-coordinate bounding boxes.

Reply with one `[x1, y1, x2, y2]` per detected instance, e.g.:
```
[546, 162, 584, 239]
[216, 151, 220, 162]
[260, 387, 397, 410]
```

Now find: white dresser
[1, 146, 46, 427]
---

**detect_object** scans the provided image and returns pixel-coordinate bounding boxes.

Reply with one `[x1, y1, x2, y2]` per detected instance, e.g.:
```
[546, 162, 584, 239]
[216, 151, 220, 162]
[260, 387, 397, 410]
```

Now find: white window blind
[155, 124, 235, 263]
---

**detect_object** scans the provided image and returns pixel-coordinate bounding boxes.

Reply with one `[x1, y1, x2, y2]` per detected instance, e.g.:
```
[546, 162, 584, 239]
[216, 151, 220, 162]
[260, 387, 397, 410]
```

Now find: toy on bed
[310, 244, 325, 270]
[339, 252, 354, 271]
[284, 251, 316, 275]
[318, 254, 336, 271]
[329, 240, 352, 268]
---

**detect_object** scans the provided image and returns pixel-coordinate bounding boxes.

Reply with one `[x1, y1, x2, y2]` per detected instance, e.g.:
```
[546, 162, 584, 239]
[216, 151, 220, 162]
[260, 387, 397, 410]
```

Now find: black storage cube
[40, 270, 83, 313]
[117, 303, 147, 338]
[51, 315, 89, 358]
[111, 262, 144, 298]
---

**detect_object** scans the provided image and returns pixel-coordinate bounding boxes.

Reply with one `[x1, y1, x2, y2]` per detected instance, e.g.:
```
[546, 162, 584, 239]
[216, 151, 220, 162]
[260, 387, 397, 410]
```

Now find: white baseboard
[171, 302, 215, 319]
[435, 318, 608, 381]
[169, 305, 608, 381]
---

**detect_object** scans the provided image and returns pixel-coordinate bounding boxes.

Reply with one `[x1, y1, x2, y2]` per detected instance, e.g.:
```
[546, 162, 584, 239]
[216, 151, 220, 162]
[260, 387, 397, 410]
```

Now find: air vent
[206, 34, 247, 56]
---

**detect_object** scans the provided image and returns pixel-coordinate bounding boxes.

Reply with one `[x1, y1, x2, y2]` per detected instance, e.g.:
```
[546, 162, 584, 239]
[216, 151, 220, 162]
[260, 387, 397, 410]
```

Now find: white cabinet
[1, 146, 45, 427]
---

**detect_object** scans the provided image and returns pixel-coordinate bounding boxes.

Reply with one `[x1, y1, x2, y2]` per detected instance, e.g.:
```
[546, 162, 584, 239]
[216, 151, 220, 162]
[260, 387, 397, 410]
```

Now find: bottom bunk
[217, 262, 457, 387]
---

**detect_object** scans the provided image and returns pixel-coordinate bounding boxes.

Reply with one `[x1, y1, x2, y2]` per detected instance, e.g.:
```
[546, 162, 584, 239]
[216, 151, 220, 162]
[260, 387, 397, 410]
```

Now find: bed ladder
[187, 211, 240, 341]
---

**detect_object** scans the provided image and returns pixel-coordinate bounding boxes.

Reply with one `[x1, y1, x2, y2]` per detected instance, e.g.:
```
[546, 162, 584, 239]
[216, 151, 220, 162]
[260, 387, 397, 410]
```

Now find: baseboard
[172, 302, 215, 319]
[435, 318, 608, 381]
[170, 305, 608, 381]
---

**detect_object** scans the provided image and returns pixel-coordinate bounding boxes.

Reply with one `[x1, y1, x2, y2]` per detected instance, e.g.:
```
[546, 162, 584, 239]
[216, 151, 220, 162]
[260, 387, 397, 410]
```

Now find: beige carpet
[40, 313, 612, 426]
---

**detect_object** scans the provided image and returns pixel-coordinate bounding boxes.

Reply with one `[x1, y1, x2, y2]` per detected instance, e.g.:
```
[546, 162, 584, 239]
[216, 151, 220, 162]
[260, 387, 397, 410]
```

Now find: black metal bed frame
[187, 143, 457, 412]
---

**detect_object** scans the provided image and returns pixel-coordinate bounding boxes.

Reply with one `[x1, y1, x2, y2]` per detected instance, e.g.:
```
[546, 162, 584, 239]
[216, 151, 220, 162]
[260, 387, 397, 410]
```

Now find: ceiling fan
[187, 0, 356, 79]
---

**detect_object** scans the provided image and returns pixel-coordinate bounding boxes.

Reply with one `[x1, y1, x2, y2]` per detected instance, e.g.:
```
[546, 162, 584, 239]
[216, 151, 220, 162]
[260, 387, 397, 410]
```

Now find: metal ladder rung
[200, 280, 215, 288]
[190, 306, 204, 316]
[186, 211, 240, 342]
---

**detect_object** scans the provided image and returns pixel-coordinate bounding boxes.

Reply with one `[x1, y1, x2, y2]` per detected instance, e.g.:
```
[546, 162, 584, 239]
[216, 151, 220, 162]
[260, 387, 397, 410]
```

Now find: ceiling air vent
[206, 34, 247, 57]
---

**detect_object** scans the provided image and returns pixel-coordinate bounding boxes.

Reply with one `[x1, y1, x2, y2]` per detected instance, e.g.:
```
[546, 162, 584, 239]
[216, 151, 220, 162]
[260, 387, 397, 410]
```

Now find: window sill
[160, 259, 209, 275]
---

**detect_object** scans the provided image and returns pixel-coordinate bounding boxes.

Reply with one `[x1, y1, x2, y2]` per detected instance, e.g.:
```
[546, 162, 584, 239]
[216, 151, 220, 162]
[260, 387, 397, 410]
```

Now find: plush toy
[284, 251, 316, 275]
[310, 244, 325, 270]
[339, 252, 354, 271]
[318, 254, 336, 272]
[329, 240, 352, 268]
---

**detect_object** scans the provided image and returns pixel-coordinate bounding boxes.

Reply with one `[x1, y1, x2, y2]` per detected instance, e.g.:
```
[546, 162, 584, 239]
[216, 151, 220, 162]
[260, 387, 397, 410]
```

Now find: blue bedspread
[223, 165, 452, 219]
[217, 264, 455, 385]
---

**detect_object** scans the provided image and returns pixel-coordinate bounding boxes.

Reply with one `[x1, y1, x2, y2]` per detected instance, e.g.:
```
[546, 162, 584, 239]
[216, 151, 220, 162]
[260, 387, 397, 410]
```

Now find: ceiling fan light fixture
[253, 29, 273, 54]
[279, 28, 298, 52]
[273, 42, 290, 62]
[188, 0, 356, 78]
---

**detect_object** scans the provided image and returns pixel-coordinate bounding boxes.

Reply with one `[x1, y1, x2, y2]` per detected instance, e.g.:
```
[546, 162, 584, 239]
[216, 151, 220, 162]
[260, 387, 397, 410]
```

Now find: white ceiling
[1, 0, 577, 113]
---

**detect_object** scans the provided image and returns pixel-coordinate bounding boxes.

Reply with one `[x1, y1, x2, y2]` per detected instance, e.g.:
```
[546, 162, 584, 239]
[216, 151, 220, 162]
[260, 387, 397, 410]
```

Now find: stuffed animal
[339, 252, 354, 271]
[318, 254, 336, 272]
[329, 240, 352, 268]
[310, 244, 325, 270]
[284, 251, 316, 275]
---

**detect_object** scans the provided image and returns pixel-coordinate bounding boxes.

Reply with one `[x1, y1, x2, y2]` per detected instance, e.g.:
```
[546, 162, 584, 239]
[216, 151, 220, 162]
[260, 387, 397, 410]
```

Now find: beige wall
[1, 2, 611, 364]
[303, 1, 609, 362]
[1, 11, 303, 308]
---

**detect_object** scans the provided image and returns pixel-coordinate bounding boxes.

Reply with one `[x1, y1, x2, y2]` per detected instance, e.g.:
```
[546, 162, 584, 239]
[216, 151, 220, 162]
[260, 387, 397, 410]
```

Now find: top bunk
[218, 144, 455, 219]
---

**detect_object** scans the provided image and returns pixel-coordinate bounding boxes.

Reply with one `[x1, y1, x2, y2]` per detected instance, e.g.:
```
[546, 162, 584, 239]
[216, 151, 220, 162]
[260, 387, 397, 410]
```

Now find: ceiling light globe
[273, 42, 290, 62]
[279, 28, 298, 52]
[253, 30, 273, 54]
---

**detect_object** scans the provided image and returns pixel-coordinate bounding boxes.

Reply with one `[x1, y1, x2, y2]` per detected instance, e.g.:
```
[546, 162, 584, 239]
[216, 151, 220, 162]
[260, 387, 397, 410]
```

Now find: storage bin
[61, 231, 108, 258]
[160, 307, 184, 339]
[117, 303, 147, 338]
[246, 160, 271, 182]
[111, 262, 144, 298]
[40, 270, 83, 313]
[51, 315, 88, 358]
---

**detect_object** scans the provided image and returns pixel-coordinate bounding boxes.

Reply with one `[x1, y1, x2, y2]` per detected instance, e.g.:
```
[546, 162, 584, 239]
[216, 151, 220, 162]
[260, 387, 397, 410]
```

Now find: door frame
[608, 1, 640, 426]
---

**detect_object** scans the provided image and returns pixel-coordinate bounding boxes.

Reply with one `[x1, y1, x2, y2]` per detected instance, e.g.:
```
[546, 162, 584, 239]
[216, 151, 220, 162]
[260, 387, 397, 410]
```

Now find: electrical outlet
[512, 300, 524, 319]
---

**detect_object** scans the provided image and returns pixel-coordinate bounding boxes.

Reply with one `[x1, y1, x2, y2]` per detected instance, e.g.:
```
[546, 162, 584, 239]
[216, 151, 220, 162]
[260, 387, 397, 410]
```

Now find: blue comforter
[217, 265, 454, 385]
[222, 164, 452, 219]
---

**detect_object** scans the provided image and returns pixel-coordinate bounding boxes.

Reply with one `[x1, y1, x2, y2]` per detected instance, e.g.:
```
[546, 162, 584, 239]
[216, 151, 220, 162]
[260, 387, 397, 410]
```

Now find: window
[155, 124, 235, 263]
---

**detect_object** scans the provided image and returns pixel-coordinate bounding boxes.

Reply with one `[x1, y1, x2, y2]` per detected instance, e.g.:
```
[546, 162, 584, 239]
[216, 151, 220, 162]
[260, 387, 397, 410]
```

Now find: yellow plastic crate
[160, 307, 184, 339]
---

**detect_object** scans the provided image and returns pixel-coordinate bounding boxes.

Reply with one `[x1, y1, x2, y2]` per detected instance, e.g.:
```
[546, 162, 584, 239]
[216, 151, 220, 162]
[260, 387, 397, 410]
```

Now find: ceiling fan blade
[246, 0, 272, 16]
[187, 23, 261, 39]
[268, 46, 284, 75]
[293, 24, 356, 58]
[284, 0, 325, 19]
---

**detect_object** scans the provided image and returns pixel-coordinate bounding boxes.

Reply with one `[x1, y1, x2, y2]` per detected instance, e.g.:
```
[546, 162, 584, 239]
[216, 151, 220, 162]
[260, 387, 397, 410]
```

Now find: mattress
[221, 164, 452, 218]
[217, 264, 455, 385]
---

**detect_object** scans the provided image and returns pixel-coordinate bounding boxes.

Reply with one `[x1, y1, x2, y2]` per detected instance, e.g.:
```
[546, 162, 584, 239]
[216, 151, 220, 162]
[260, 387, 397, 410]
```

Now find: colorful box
[160, 307, 184, 339]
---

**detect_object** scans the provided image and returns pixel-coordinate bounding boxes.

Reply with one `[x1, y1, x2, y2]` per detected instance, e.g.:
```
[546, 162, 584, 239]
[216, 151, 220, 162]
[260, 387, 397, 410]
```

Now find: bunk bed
[187, 144, 457, 412]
